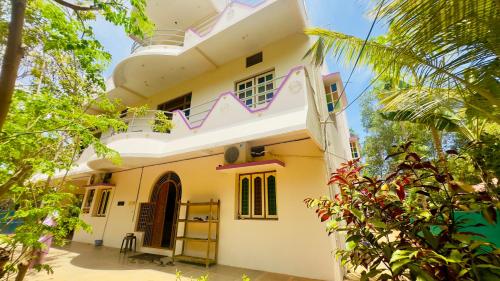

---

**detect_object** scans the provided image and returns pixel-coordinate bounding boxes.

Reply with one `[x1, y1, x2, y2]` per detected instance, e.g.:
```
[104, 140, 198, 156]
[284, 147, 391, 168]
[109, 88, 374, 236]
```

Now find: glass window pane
[266, 92, 273, 100]
[246, 99, 253, 106]
[266, 84, 273, 91]
[266, 74, 273, 81]
[258, 77, 265, 84]
[241, 178, 249, 215]
[327, 103, 334, 112]
[246, 81, 252, 87]
[102, 191, 110, 214]
[246, 90, 253, 97]
[239, 84, 245, 90]
[326, 94, 332, 103]
[330, 83, 337, 92]
[267, 175, 277, 216]
[253, 177, 263, 216]
[258, 86, 265, 93]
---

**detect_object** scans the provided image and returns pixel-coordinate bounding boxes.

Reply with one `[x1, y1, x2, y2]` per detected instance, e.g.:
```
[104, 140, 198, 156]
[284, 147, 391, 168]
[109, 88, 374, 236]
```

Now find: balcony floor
[28, 242, 322, 281]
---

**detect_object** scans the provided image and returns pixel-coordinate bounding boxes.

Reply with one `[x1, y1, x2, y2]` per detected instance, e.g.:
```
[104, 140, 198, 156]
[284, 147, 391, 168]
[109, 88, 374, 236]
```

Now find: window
[82, 189, 95, 214]
[246, 52, 263, 68]
[326, 82, 338, 112]
[350, 142, 359, 159]
[235, 71, 275, 109]
[95, 189, 111, 217]
[157, 93, 192, 118]
[238, 171, 277, 219]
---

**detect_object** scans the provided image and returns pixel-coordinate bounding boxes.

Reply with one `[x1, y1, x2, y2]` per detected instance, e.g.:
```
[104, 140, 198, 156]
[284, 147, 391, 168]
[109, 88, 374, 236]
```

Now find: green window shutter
[267, 175, 277, 216]
[241, 178, 250, 216]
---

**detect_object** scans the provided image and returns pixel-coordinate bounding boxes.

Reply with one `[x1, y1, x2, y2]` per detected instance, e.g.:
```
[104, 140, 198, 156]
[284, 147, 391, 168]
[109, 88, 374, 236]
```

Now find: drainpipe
[132, 167, 145, 222]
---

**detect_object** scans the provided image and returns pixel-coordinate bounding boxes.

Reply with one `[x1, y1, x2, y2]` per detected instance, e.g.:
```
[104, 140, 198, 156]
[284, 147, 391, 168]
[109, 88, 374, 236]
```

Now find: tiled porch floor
[28, 242, 322, 281]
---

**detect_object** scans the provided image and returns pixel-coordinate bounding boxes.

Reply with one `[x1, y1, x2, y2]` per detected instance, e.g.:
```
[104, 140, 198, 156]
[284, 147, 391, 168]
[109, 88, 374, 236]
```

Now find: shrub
[305, 142, 500, 280]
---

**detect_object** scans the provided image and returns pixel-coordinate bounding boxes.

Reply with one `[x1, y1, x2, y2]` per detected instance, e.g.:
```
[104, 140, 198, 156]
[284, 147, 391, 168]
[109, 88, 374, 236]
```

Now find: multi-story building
[350, 132, 361, 159]
[66, 1, 352, 280]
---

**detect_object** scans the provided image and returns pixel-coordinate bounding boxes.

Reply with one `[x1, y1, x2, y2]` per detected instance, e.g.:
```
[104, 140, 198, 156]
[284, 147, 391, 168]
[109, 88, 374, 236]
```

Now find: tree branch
[52, 0, 99, 11]
[0, 0, 27, 132]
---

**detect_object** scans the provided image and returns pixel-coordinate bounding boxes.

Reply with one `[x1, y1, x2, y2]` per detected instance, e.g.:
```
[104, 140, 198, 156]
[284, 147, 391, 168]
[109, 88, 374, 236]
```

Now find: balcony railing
[131, 29, 185, 53]
[102, 73, 288, 138]
[190, 12, 220, 36]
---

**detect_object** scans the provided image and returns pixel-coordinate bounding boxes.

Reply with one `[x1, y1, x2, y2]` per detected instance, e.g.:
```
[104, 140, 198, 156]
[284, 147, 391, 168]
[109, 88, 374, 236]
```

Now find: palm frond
[304, 0, 500, 121]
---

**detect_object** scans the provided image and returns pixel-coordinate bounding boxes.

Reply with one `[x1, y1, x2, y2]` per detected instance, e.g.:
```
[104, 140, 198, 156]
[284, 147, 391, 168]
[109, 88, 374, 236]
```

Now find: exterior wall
[73, 139, 337, 280]
[70, 4, 350, 280]
[131, 33, 312, 115]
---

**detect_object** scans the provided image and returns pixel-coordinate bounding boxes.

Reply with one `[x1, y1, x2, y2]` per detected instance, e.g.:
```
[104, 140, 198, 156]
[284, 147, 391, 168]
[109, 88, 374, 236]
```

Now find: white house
[66, 1, 352, 280]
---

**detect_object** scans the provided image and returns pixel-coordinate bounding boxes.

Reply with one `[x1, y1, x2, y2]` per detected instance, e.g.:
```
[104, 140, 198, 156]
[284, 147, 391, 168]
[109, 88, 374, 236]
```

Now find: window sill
[237, 217, 278, 221]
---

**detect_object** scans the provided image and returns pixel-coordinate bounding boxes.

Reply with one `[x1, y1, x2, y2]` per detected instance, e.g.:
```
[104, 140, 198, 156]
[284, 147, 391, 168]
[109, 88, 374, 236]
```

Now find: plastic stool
[120, 233, 137, 254]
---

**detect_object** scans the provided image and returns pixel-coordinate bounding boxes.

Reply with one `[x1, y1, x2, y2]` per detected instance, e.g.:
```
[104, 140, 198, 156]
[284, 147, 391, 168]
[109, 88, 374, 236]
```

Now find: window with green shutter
[240, 176, 250, 217]
[238, 171, 277, 219]
[266, 175, 277, 217]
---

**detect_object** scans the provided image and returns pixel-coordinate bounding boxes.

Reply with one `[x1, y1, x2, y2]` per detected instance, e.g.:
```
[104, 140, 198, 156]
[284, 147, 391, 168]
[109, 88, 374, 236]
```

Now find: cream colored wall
[73, 139, 338, 280]
[133, 33, 312, 115]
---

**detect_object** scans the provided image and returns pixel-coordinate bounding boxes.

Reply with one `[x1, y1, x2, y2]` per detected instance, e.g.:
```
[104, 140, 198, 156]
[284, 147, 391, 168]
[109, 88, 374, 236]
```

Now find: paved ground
[27, 242, 321, 281]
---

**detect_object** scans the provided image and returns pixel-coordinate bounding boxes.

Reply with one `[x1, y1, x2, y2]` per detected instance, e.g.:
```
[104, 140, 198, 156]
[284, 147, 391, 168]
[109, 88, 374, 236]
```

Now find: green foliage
[152, 111, 174, 133]
[0, 0, 157, 278]
[305, 144, 500, 280]
[360, 91, 435, 177]
[305, 0, 500, 124]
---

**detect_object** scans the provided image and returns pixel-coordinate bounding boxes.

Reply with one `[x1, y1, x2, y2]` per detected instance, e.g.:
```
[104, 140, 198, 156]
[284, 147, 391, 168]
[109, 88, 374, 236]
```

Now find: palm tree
[304, 0, 499, 124]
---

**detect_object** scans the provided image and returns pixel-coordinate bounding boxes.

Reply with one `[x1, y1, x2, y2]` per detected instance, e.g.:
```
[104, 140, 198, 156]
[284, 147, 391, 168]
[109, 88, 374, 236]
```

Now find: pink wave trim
[173, 65, 305, 130]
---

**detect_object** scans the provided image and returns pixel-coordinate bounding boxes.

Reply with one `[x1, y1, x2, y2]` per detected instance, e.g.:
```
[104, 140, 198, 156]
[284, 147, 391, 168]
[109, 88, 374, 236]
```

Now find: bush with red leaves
[305, 142, 500, 281]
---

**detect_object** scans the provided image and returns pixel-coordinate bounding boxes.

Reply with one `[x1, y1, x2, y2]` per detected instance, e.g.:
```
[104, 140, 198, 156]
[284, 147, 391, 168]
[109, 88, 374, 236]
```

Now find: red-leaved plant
[305, 142, 500, 281]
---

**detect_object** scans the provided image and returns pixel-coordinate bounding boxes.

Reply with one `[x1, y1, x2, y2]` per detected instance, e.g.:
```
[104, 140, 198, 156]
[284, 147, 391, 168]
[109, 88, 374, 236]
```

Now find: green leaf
[346, 240, 357, 251]
[370, 219, 387, 228]
[391, 258, 411, 275]
[409, 265, 437, 281]
[422, 227, 438, 249]
[345, 235, 361, 244]
[351, 209, 365, 222]
[481, 206, 497, 225]
[390, 249, 414, 263]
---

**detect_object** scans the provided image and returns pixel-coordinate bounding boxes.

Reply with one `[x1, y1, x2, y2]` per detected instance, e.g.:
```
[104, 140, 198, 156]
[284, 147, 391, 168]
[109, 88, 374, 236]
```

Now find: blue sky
[93, 0, 386, 143]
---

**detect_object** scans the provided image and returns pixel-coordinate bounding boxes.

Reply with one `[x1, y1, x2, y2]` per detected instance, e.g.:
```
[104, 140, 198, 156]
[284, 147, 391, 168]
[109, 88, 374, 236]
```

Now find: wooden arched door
[147, 172, 181, 248]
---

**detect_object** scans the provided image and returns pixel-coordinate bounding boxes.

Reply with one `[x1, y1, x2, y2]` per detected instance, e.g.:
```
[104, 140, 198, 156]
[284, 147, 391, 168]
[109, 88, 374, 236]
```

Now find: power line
[328, 0, 386, 121]
[319, 0, 386, 186]
[336, 66, 385, 115]
[334, 0, 449, 116]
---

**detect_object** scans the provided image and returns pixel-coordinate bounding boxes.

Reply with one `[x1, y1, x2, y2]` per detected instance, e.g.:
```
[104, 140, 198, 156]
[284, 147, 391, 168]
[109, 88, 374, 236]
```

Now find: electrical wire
[327, 0, 386, 121]
[332, 0, 449, 116]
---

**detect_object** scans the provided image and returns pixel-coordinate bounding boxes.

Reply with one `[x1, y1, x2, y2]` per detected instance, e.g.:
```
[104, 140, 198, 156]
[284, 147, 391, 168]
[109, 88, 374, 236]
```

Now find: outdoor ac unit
[224, 143, 249, 165]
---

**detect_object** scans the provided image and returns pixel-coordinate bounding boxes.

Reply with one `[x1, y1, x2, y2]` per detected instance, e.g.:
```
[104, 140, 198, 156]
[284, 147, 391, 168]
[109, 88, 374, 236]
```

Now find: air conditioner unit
[224, 143, 249, 165]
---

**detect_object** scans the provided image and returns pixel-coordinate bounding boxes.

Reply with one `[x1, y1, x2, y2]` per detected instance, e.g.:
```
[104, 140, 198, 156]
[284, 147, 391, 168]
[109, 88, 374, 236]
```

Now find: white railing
[190, 12, 220, 36]
[131, 29, 185, 53]
[102, 74, 288, 137]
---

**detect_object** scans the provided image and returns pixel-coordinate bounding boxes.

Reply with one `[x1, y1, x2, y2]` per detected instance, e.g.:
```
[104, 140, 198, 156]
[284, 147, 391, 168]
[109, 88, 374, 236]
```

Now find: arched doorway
[146, 172, 181, 248]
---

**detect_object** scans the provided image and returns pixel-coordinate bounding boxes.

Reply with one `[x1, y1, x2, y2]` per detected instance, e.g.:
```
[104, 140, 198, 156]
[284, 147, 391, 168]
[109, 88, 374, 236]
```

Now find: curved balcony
[131, 29, 185, 53]
[81, 66, 320, 171]
[102, 72, 289, 138]
[111, 0, 305, 98]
